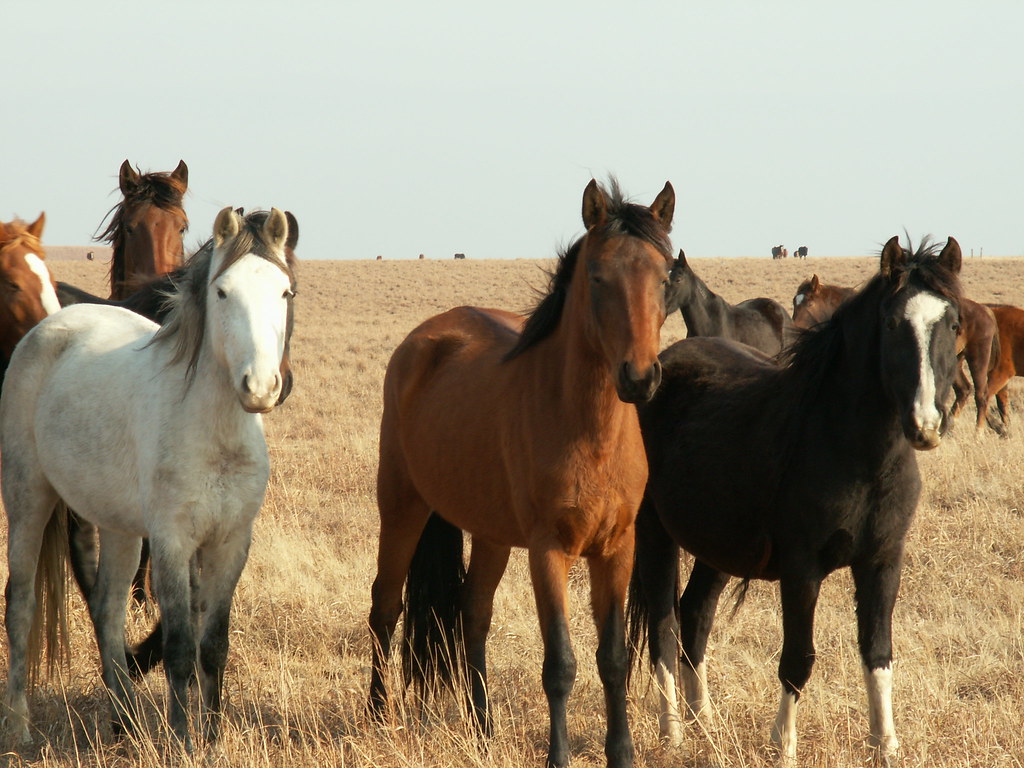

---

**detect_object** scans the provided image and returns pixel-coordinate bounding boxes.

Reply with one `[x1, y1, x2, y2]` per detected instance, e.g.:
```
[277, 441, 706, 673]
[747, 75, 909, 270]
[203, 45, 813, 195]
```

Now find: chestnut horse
[0, 214, 61, 384]
[96, 159, 188, 299]
[948, 298, 999, 429]
[791, 274, 856, 329]
[979, 303, 1024, 434]
[667, 249, 791, 355]
[629, 237, 963, 765]
[369, 179, 676, 768]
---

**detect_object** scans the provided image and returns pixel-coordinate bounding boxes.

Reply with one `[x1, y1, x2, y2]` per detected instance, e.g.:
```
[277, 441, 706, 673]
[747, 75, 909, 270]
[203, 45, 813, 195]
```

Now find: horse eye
[216, 287, 227, 299]
[7, 280, 21, 292]
[951, 322, 961, 334]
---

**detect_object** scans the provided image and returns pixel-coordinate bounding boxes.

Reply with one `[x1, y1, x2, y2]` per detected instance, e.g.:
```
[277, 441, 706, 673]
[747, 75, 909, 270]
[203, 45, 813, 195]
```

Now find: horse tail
[401, 512, 466, 697]
[27, 501, 71, 688]
[729, 577, 753, 617]
[625, 543, 648, 685]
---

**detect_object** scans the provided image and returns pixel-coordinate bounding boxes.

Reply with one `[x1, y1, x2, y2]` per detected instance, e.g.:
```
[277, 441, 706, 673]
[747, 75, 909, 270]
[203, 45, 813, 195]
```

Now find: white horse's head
[209, 207, 294, 413]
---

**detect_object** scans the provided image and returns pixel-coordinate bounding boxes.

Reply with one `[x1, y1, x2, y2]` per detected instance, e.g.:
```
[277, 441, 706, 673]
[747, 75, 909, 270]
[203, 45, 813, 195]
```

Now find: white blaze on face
[24, 254, 61, 315]
[863, 664, 899, 757]
[904, 292, 949, 433]
[794, 293, 806, 306]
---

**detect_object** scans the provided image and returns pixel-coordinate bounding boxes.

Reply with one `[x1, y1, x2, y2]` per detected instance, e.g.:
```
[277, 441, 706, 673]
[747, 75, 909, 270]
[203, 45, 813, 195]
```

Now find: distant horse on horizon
[369, 178, 677, 768]
[629, 236, 963, 765]
[771, 244, 788, 259]
[1, 207, 297, 750]
[795, 245, 808, 258]
[667, 249, 791, 355]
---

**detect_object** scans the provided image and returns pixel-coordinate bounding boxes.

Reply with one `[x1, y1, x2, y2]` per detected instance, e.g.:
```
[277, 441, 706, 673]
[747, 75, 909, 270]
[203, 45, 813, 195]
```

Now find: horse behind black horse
[667, 250, 792, 355]
[629, 236, 963, 765]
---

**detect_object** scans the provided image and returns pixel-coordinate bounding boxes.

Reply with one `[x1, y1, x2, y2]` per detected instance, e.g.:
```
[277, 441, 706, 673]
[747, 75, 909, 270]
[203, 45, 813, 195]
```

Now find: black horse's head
[876, 235, 962, 450]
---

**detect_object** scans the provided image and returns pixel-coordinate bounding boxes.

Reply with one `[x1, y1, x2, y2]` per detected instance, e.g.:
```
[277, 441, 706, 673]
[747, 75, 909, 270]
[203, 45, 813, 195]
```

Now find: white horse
[1, 206, 296, 749]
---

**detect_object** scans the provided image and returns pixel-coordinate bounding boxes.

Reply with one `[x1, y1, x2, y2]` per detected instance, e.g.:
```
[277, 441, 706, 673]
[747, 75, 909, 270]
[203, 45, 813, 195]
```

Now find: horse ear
[213, 206, 240, 247]
[284, 211, 299, 249]
[262, 208, 289, 250]
[119, 160, 139, 195]
[27, 211, 46, 240]
[650, 181, 675, 231]
[677, 248, 687, 268]
[810, 274, 820, 291]
[938, 236, 962, 274]
[879, 236, 904, 278]
[171, 160, 188, 189]
[582, 179, 608, 230]
[665, 251, 688, 313]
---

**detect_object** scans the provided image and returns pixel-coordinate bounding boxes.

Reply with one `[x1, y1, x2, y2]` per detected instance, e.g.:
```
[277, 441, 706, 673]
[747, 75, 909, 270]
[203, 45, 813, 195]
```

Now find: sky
[4, 1, 1022, 261]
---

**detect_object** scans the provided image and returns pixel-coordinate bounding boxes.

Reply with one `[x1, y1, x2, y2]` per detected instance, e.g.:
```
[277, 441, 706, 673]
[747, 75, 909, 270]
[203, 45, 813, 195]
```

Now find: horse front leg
[588, 536, 635, 768]
[195, 530, 252, 743]
[461, 539, 511, 736]
[528, 543, 576, 768]
[771, 576, 821, 763]
[150, 539, 197, 751]
[852, 557, 903, 765]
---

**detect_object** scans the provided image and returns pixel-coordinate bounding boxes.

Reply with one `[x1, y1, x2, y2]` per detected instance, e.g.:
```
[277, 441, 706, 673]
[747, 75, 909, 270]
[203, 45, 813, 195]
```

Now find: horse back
[733, 297, 793, 355]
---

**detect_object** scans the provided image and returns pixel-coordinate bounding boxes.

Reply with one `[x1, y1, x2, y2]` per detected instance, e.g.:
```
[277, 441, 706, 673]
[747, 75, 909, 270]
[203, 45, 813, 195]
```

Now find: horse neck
[678, 274, 727, 336]
[532, 281, 633, 438]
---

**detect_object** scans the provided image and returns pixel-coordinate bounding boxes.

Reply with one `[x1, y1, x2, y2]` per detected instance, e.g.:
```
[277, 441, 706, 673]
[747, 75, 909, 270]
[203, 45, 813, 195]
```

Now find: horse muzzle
[239, 372, 281, 414]
[616, 360, 662, 404]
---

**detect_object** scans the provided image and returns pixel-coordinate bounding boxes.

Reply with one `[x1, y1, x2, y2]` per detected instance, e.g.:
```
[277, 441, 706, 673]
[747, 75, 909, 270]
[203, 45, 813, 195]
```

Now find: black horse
[57, 209, 299, 680]
[667, 250, 792, 355]
[629, 236, 963, 764]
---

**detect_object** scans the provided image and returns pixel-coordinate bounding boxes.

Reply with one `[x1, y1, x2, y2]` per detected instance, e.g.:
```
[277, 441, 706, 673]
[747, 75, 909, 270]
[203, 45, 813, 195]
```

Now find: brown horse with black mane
[368, 179, 676, 768]
[96, 159, 188, 299]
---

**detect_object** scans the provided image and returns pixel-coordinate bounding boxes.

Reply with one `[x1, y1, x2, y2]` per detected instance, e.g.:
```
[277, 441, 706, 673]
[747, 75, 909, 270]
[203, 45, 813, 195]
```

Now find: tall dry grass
[1, 253, 1022, 767]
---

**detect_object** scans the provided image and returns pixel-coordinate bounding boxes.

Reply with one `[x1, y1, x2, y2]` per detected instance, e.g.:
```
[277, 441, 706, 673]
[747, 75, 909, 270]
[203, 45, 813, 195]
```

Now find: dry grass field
[3, 252, 1023, 767]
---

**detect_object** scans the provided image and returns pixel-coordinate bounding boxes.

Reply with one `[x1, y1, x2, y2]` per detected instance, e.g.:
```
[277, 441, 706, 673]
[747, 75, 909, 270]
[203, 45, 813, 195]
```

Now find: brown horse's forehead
[589, 234, 672, 272]
[125, 202, 187, 229]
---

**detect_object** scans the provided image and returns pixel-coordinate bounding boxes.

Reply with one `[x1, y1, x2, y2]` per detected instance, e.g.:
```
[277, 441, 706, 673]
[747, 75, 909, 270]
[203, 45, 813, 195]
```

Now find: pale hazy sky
[5, 1, 1022, 260]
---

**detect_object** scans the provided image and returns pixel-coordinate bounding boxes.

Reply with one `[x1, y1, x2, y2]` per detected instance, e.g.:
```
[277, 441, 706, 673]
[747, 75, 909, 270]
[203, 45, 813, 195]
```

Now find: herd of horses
[0, 170, 1020, 766]
[771, 244, 808, 259]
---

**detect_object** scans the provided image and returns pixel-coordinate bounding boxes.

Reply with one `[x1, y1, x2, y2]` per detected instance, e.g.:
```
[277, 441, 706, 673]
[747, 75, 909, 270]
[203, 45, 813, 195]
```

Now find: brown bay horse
[369, 179, 676, 768]
[0, 213, 61, 385]
[96, 159, 188, 299]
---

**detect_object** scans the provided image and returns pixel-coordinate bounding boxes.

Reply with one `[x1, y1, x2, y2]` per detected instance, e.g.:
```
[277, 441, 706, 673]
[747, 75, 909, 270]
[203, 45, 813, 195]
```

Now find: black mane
[504, 180, 672, 361]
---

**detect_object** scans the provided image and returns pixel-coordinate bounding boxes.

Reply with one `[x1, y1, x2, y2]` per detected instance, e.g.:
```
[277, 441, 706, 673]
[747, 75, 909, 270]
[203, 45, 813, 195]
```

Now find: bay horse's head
[97, 160, 189, 299]
[792, 274, 841, 329]
[0, 213, 61, 357]
[577, 178, 676, 403]
[208, 207, 295, 413]
[877, 235, 962, 450]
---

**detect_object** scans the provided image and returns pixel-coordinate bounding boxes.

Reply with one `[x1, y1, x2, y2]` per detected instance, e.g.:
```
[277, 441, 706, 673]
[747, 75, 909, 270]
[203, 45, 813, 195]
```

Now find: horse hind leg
[461, 538, 511, 736]
[90, 529, 144, 737]
[368, 471, 432, 719]
[2, 469, 61, 745]
[678, 559, 730, 723]
[629, 496, 684, 746]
